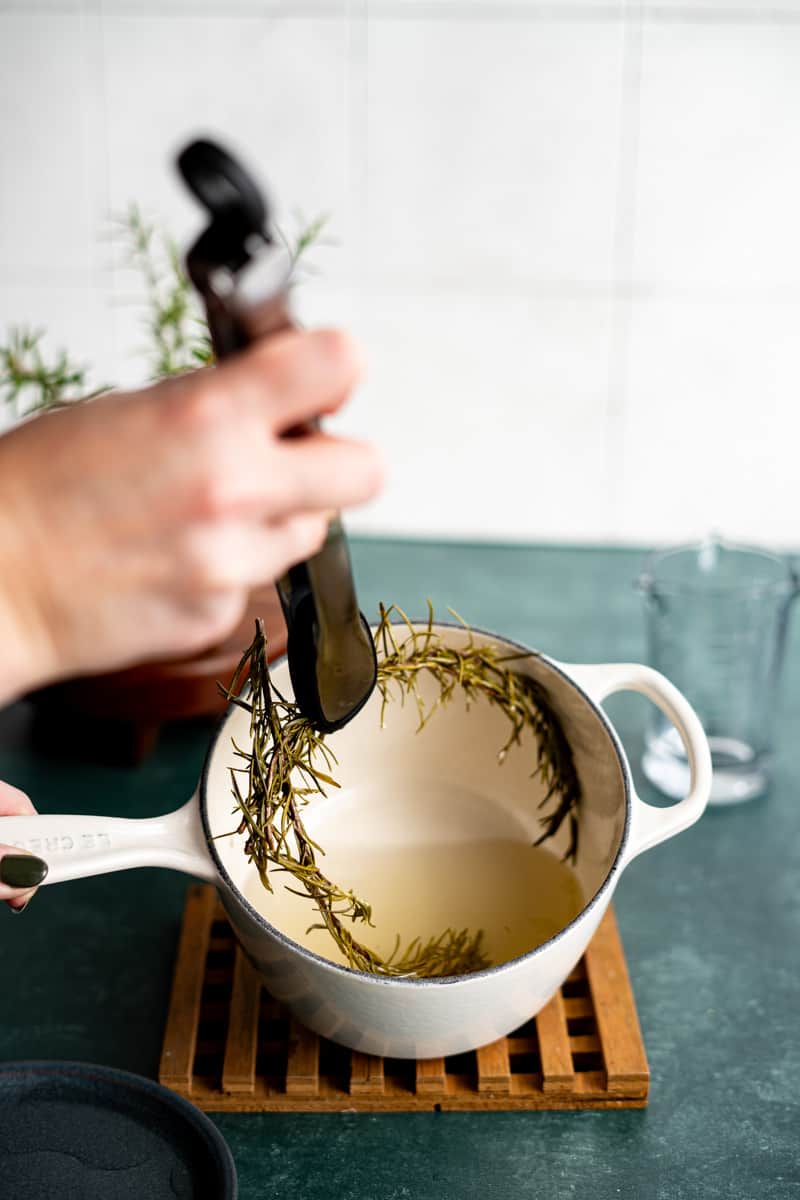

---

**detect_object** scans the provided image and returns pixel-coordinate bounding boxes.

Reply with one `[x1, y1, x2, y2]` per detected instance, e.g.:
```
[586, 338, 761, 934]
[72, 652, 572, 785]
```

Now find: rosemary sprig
[118, 205, 332, 381]
[2, 206, 333, 422]
[375, 603, 581, 859]
[0, 326, 106, 418]
[223, 605, 581, 979]
[279, 211, 332, 278]
[117, 204, 213, 379]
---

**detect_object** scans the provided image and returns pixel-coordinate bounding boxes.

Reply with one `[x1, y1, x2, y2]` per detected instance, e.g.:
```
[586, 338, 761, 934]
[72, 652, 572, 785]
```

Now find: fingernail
[10, 899, 29, 915]
[0, 854, 48, 889]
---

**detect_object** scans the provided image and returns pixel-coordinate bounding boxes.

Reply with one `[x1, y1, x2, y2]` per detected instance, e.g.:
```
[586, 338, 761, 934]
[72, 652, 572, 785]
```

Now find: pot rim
[199, 620, 632, 989]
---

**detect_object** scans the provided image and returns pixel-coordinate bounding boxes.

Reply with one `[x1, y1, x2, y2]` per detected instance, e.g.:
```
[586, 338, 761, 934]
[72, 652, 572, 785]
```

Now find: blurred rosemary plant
[117, 204, 330, 379]
[0, 326, 105, 420]
[117, 204, 213, 379]
[0, 206, 330, 418]
[223, 604, 582, 979]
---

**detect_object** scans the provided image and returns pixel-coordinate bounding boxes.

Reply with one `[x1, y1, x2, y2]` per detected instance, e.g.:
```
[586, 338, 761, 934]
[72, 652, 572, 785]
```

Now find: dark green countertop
[1, 540, 798, 1199]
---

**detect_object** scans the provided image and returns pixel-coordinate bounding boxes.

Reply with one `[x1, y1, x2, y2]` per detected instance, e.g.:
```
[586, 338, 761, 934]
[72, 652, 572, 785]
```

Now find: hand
[0, 782, 47, 913]
[0, 328, 382, 702]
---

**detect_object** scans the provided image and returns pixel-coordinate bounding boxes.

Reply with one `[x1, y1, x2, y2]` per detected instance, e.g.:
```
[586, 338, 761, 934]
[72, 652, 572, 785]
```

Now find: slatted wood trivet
[159, 884, 649, 1111]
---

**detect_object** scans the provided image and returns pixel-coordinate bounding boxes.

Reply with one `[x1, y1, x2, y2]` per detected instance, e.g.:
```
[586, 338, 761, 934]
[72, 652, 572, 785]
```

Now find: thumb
[0, 781, 46, 911]
[0, 846, 48, 910]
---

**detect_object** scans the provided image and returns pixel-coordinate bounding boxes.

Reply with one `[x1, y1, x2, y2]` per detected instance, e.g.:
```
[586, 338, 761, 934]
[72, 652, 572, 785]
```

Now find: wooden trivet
[159, 885, 649, 1112]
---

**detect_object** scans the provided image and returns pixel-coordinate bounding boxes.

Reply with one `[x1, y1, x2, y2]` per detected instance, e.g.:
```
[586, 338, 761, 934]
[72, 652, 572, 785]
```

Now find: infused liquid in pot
[244, 834, 584, 970]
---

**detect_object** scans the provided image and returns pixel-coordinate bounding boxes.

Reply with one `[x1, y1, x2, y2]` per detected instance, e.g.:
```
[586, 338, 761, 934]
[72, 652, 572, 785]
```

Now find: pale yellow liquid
[243, 838, 584, 970]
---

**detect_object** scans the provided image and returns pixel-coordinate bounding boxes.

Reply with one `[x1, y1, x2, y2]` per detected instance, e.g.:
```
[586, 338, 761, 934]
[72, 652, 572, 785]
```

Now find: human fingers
[2, 883, 38, 913]
[0, 777, 35, 816]
[265, 433, 384, 519]
[0, 849, 47, 908]
[0, 782, 46, 910]
[261, 512, 333, 580]
[173, 512, 330, 592]
[0, 781, 36, 817]
[219, 328, 364, 434]
[182, 428, 383, 526]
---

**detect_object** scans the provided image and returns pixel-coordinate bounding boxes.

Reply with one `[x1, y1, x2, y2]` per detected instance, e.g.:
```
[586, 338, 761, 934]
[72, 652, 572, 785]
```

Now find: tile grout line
[606, 0, 643, 540]
[6, 1, 800, 21]
[87, 0, 136, 389]
[347, 0, 369, 297]
[367, 2, 626, 17]
[83, 0, 114, 305]
[4, 267, 800, 304]
[5, 4, 800, 24]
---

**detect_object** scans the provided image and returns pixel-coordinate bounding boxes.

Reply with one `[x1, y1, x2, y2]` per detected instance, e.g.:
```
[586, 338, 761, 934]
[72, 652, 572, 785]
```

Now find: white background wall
[1, 0, 799, 546]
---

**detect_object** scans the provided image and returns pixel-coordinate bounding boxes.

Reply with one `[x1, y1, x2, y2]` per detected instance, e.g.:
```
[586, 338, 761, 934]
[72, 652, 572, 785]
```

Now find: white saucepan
[0, 624, 711, 1058]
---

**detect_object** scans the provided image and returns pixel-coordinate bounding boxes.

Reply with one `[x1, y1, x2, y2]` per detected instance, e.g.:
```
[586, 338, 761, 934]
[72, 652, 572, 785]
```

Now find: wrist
[0, 600, 48, 706]
[0, 481, 55, 706]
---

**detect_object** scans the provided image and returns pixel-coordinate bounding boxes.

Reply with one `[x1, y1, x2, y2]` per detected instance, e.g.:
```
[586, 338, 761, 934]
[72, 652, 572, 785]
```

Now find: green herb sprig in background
[117, 204, 214, 379]
[0, 326, 106, 419]
[1, 205, 332, 422]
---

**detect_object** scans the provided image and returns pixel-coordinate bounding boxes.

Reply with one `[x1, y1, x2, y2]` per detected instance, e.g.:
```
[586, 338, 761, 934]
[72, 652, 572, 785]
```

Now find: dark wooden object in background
[28, 587, 287, 764]
[159, 885, 649, 1112]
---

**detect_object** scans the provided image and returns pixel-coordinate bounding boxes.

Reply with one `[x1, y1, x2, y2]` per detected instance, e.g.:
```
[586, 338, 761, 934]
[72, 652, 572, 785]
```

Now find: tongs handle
[176, 139, 376, 732]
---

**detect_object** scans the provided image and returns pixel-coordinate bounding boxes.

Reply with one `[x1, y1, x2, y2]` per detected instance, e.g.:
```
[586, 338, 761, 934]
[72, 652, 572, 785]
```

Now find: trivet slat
[584, 909, 649, 1098]
[286, 1018, 320, 1096]
[563, 996, 593, 1020]
[505, 1037, 537, 1055]
[569, 1034, 601, 1055]
[221, 948, 261, 1095]
[476, 1038, 511, 1094]
[350, 1053, 385, 1096]
[416, 1058, 446, 1095]
[535, 991, 575, 1095]
[159, 884, 217, 1092]
[159, 888, 649, 1111]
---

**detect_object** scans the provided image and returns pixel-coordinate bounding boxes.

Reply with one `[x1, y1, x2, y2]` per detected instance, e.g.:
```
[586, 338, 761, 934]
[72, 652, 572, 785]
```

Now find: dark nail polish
[10, 900, 29, 915]
[0, 854, 48, 889]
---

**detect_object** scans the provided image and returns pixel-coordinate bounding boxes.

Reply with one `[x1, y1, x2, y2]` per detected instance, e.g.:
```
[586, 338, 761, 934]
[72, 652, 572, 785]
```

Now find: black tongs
[176, 138, 377, 733]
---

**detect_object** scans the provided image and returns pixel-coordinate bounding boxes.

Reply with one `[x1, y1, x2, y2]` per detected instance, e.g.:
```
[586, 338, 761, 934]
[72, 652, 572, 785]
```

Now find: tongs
[176, 138, 377, 733]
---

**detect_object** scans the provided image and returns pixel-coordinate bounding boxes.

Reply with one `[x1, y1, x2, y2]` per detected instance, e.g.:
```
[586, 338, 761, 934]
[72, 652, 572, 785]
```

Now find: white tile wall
[1, 3, 800, 547]
[0, 1, 84, 11]
[633, 19, 800, 294]
[642, 2, 800, 12]
[0, 12, 104, 281]
[96, 1, 347, 12]
[618, 296, 800, 544]
[330, 290, 615, 540]
[0, 284, 112, 376]
[366, 3, 623, 9]
[364, 17, 625, 290]
[101, 14, 354, 284]
[0, 283, 114, 430]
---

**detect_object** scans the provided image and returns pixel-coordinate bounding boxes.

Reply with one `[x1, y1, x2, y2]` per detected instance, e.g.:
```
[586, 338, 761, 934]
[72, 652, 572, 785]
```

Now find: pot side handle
[0, 792, 216, 884]
[564, 662, 712, 859]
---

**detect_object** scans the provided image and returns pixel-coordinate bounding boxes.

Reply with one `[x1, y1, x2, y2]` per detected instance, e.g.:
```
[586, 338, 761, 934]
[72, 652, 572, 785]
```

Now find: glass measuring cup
[640, 538, 798, 805]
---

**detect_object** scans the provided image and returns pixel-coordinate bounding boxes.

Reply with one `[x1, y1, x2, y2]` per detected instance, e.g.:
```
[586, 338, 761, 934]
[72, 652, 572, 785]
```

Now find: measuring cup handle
[0, 793, 216, 885]
[565, 662, 713, 859]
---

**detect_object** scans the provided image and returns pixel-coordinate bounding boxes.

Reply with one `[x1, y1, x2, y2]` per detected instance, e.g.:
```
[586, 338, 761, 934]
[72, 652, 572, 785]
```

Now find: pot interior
[203, 625, 628, 971]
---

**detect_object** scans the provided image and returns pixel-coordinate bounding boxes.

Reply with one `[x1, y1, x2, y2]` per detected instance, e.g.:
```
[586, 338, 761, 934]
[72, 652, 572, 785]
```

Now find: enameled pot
[0, 624, 711, 1058]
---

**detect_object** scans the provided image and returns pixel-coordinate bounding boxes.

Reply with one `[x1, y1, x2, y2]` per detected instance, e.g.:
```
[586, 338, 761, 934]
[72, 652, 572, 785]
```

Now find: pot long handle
[0, 793, 216, 884]
[564, 662, 712, 859]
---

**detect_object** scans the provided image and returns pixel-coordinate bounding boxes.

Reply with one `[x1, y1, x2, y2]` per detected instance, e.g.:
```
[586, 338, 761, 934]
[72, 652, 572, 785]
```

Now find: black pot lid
[0, 1061, 236, 1200]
